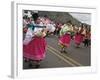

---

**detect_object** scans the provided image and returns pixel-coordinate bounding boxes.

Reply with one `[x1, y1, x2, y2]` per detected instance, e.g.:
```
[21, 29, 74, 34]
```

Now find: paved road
[23, 35, 90, 69]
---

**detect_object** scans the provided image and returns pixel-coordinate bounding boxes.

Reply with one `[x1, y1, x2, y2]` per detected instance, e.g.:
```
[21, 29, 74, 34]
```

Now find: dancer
[74, 24, 84, 48]
[58, 21, 72, 53]
[23, 13, 47, 68]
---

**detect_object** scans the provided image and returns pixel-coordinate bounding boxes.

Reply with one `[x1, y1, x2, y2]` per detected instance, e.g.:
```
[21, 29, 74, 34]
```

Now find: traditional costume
[74, 27, 84, 47]
[59, 24, 71, 52]
[23, 18, 47, 68]
[74, 33, 84, 46]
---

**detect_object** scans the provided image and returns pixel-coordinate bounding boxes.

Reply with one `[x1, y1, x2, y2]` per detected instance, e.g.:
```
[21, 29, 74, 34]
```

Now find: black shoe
[35, 64, 40, 68]
[75, 46, 80, 48]
[29, 63, 33, 68]
[60, 50, 64, 53]
[63, 50, 67, 53]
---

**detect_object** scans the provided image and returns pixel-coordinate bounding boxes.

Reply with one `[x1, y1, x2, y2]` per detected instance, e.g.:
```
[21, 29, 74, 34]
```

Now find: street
[23, 35, 91, 69]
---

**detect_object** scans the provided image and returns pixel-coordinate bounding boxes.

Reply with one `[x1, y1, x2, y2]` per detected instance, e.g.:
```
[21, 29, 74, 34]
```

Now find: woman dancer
[23, 13, 47, 68]
[74, 24, 85, 48]
[58, 21, 72, 53]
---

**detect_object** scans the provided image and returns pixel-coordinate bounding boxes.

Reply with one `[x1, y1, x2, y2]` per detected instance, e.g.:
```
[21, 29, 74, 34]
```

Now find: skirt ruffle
[74, 34, 84, 45]
[59, 34, 71, 47]
[23, 37, 47, 60]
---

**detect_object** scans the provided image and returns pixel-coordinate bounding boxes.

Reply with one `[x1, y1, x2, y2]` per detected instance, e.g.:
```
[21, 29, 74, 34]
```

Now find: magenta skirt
[23, 36, 47, 61]
[74, 34, 83, 45]
[59, 34, 71, 47]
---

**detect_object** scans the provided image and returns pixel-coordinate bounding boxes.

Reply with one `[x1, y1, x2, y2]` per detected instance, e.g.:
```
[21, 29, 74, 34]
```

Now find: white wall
[0, 0, 99, 80]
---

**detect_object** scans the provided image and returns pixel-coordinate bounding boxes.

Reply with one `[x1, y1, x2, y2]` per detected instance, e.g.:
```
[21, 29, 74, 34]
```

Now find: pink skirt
[59, 34, 71, 47]
[23, 36, 47, 61]
[74, 34, 83, 45]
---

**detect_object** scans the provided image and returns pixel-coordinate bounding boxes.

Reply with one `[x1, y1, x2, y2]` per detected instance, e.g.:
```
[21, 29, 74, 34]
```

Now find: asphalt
[23, 35, 91, 69]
